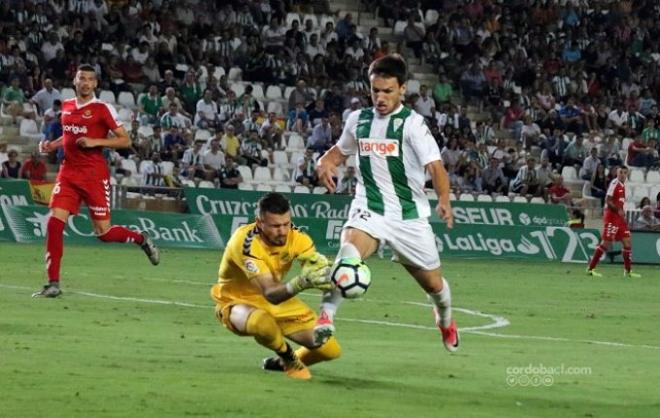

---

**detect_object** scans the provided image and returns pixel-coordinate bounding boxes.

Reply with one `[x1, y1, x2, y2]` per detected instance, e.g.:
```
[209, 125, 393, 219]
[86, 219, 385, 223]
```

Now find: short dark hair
[258, 193, 290, 217]
[618, 165, 629, 171]
[77, 64, 96, 73]
[368, 54, 407, 85]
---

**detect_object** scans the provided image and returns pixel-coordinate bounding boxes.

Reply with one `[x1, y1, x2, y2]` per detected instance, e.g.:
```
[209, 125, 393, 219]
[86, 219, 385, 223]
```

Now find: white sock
[319, 243, 361, 321]
[427, 277, 452, 329]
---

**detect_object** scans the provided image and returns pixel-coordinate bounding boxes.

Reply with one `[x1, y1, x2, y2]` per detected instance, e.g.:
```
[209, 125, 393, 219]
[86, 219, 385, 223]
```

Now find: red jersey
[605, 178, 626, 216]
[59, 97, 121, 179]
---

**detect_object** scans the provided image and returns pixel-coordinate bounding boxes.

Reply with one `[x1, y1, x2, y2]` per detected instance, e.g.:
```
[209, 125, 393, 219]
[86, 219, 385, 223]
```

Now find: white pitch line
[3, 283, 660, 351]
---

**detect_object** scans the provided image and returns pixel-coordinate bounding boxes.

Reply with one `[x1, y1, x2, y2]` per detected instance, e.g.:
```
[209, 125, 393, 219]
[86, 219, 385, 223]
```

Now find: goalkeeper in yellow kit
[210, 192, 341, 380]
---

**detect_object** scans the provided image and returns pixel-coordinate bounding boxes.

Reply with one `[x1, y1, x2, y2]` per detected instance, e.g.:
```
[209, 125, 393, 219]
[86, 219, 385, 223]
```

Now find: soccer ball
[330, 257, 371, 299]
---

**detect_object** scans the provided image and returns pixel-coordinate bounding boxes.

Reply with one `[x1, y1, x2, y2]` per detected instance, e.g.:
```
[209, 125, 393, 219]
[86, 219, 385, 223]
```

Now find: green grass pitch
[1, 242, 659, 417]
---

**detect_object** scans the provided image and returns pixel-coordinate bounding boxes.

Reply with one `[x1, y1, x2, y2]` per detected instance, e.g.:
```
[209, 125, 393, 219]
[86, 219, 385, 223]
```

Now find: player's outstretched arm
[316, 145, 348, 193]
[39, 136, 63, 153]
[427, 159, 454, 229]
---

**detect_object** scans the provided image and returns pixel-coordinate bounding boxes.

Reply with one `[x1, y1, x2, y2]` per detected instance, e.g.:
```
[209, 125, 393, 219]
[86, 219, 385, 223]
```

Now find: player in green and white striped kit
[314, 54, 459, 352]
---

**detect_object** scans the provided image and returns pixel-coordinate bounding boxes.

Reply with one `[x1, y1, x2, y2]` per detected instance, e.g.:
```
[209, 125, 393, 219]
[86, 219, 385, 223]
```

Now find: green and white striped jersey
[337, 105, 441, 220]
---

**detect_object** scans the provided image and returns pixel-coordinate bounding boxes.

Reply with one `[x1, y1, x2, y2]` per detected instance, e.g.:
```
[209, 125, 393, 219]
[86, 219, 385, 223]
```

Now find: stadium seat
[99, 90, 116, 104]
[194, 129, 212, 141]
[476, 194, 492, 202]
[274, 184, 292, 193]
[285, 12, 301, 28]
[459, 193, 475, 201]
[109, 176, 117, 185]
[198, 180, 215, 188]
[137, 125, 154, 138]
[265, 85, 283, 100]
[61, 87, 76, 100]
[238, 182, 254, 191]
[319, 15, 335, 28]
[272, 167, 290, 183]
[227, 67, 242, 81]
[118, 107, 134, 123]
[117, 91, 136, 108]
[251, 84, 265, 100]
[161, 161, 174, 176]
[283, 86, 296, 100]
[231, 82, 245, 97]
[647, 170, 660, 184]
[303, 14, 319, 29]
[449, 192, 457, 201]
[530, 197, 545, 204]
[120, 158, 138, 175]
[293, 185, 310, 194]
[495, 195, 511, 202]
[213, 66, 226, 79]
[253, 166, 272, 183]
[255, 184, 273, 192]
[312, 186, 328, 194]
[287, 134, 305, 151]
[512, 196, 528, 203]
[139, 159, 153, 175]
[631, 184, 649, 201]
[561, 166, 578, 181]
[237, 165, 253, 182]
[272, 150, 289, 167]
[266, 101, 283, 116]
[407, 79, 421, 95]
[19, 119, 43, 141]
[425, 9, 439, 26]
[629, 169, 645, 184]
[393, 20, 407, 35]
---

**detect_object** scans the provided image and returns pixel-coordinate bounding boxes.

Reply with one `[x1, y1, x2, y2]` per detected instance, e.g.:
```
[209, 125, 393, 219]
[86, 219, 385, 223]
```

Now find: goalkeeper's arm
[252, 262, 332, 305]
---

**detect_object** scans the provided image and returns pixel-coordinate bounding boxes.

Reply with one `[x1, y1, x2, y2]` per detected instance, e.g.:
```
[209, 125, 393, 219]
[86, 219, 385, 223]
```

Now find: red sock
[98, 226, 144, 245]
[588, 244, 606, 271]
[46, 217, 65, 282]
[622, 246, 632, 272]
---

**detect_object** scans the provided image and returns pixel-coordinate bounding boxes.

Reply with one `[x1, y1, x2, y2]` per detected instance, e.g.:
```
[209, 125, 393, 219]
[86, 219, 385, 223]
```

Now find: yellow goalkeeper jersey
[212, 222, 316, 302]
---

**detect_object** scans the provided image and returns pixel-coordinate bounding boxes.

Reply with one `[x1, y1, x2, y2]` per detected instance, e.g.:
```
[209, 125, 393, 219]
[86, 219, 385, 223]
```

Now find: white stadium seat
[251, 84, 265, 100]
[227, 67, 242, 81]
[198, 180, 215, 188]
[266, 101, 283, 116]
[513, 196, 528, 203]
[61, 87, 76, 100]
[407, 79, 421, 95]
[647, 170, 660, 184]
[476, 194, 493, 202]
[253, 166, 272, 183]
[312, 186, 328, 194]
[272, 150, 289, 167]
[530, 197, 545, 204]
[118, 91, 136, 108]
[99, 90, 116, 104]
[238, 182, 254, 191]
[255, 184, 273, 192]
[272, 167, 290, 183]
[495, 195, 511, 202]
[237, 165, 253, 182]
[274, 184, 292, 193]
[459, 193, 475, 201]
[283, 86, 296, 100]
[629, 169, 645, 184]
[265, 85, 283, 100]
[287, 134, 305, 151]
[19, 119, 42, 141]
[293, 185, 310, 194]
[120, 158, 138, 175]
[561, 166, 578, 181]
[449, 192, 457, 201]
[231, 82, 245, 97]
[285, 12, 301, 28]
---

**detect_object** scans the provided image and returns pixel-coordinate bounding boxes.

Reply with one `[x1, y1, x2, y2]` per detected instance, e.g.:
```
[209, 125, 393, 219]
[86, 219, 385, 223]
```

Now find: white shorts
[343, 206, 441, 270]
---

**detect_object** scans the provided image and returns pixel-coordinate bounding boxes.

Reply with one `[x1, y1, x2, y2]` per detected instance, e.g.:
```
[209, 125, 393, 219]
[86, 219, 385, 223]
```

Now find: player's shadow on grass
[317, 375, 401, 389]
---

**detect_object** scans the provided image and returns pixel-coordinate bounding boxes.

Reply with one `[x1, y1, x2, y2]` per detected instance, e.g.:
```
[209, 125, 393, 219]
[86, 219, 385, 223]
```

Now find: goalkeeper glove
[287, 264, 333, 294]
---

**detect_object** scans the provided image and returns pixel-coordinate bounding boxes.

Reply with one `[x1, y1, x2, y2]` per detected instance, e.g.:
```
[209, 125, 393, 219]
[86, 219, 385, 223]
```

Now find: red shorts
[602, 213, 630, 242]
[49, 175, 111, 220]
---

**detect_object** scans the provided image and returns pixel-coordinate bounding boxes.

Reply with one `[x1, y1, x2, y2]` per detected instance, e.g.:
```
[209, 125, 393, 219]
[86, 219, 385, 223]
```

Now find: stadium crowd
[1, 0, 659, 218]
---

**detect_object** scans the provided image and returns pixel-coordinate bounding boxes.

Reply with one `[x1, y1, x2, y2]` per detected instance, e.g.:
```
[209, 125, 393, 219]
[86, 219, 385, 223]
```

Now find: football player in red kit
[586, 165, 641, 278]
[34, 64, 160, 298]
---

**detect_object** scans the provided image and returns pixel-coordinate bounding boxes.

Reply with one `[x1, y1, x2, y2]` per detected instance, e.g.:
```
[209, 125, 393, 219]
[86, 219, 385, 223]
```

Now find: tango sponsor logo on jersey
[358, 138, 399, 157]
[62, 124, 89, 135]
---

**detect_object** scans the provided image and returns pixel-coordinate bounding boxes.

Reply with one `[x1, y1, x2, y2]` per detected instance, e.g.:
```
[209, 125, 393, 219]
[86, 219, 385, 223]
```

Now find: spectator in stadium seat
[288, 79, 314, 111]
[162, 126, 186, 162]
[219, 155, 243, 189]
[641, 118, 660, 144]
[287, 103, 310, 135]
[1, 149, 21, 179]
[581, 147, 601, 180]
[30, 78, 61, 116]
[182, 139, 207, 179]
[559, 96, 584, 135]
[590, 164, 608, 206]
[481, 156, 507, 195]
[179, 71, 202, 115]
[562, 134, 587, 168]
[520, 115, 542, 149]
[139, 84, 163, 126]
[342, 97, 361, 123]
[195, 89, 220, 130]
[307, 117, 332, 153]
[142, 56, 161, 85]
[143, 152, 167, 187]
[627, 135, 657, 168]
[239, 130, 266, 167]
[294, 148, 317, 187]
[335, 13, 352, 41]
[336, 166, 357, 195]
[548, 175, 573, 206]
[203, 139, 226, 181]
[262, 16, 287, 53]
[633, 205, 660, 231]
[20, 151, 47, 182]
[414, 85, 435, 119]
[536, 157, 553, 191]
[220, 124, 241, 160]
[160, 102, 192, 131]
[307, 99, 328, 127]
[2, 77, 29, 124]
[433, 75, 454, 105]
[511, 157, 541, 196]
